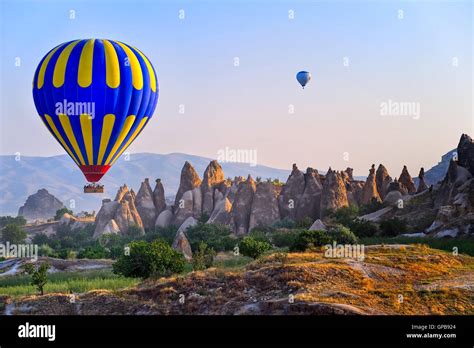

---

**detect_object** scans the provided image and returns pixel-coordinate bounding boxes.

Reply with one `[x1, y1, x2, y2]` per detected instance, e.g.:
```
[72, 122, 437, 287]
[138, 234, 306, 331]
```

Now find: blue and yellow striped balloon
[32, 39, 158, 182]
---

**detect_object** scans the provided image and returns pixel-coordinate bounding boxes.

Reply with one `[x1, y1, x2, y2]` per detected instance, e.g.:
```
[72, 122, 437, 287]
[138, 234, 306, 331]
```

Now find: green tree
[192, 242, 216, 271]
[0, 216, 26, 228]
[1, 224, 27, 244]
[23, 262, 50, 295]
[186, 223, 235, 251]
[327, 225, 358, 244]
[113, 240, 185, 278]
[54, 208, 73, 221]
[290, 230, 331, 252]
[239, 236, 272, 259]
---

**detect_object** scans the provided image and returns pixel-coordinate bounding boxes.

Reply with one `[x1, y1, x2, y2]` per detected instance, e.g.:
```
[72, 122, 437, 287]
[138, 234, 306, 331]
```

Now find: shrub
[239, 237, 272, 259]
[272, 218, 297, 229]
[248, 229, 271, 244]
[329, 205, 359, 226]
[125, 225, 144, 238]
[270, 230, 300, 248]
[32, 233, 50, 246]
[327, 225, 358, 244]
[349, 219, 378, 238]
[290, 230, 331, 252]
[380, 218, 408, 237]
[153, 226, 178, 245]
[0, 216, 26, 228]
[192, 242, 216, 271]
[1, 224, 27, 244]
[54, 208, 73, 221]
[359, 199, 384, 215]
[113, 240, 185, 278]
[186, 223, 234, 251]
[23, 262, 50, 295]
[78, 245, 109, 259]
[294, 217, 314, 229]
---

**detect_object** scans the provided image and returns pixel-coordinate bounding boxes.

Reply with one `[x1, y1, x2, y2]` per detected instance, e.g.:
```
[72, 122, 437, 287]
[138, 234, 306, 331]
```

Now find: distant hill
[423, 149, 457, 186]
[0, 153, 293, 215]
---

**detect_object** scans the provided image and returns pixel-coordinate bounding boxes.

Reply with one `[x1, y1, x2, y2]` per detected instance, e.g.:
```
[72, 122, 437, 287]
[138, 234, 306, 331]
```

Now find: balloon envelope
[296, 71, 311, 88]
[32, 39, 158, 182]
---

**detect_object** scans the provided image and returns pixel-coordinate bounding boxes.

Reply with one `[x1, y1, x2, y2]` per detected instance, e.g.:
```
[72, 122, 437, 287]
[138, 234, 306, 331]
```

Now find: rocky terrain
[90, 134, 474, 244]
[2, 245, 472, 315]
[17, 189, 65, 222]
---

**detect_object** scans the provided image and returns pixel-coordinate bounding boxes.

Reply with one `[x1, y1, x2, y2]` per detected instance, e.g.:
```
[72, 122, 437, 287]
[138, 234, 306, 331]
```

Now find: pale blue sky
[0, 0, 472, 177]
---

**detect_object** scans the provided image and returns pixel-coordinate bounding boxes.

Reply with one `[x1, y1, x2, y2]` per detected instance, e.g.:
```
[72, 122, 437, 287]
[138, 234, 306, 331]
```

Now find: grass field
[0, 269, 139, 297]
[360, 236, 474, 256]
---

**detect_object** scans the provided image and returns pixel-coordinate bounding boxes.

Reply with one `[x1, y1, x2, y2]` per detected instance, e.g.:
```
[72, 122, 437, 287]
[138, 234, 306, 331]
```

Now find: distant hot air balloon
[32, 39, 158, 192]
[296, 71, 311, 89]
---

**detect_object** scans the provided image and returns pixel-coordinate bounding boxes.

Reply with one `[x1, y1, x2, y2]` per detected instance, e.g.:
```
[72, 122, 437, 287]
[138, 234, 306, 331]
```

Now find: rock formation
[208, 197, 232, 224]
[18, 189, 65, 222]
[152, 179, 166, 216]
[398, 166, 417, 194]
[155, 209, 173, 229]
[93, 185, 144, 238]
[249, 182, 280, 231]
[457, 134, 474, 175]
[231, 175, 256, 234]
[172, 230, 193, 261]
[201, 161, 225, 216]
[135, 178, 157, 230]
[174, 161, 202, 207]
[361, 164, 382, 205]
[417, 168, 428, 193]
[278, 164, 305, 220]
[295, 168, 322, 221]
[320, 170, 349, 216]
[375, 164, 392, 199]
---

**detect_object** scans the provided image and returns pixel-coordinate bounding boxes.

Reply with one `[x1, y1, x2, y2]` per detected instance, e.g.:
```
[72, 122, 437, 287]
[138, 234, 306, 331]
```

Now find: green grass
[213, 255, 253, 270]
[360, 236, 474, 256]
[0, 269, 139, 297]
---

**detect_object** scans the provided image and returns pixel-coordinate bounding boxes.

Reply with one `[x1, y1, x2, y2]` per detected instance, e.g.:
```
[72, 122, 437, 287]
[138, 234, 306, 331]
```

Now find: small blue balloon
[296, 71, 311, 89]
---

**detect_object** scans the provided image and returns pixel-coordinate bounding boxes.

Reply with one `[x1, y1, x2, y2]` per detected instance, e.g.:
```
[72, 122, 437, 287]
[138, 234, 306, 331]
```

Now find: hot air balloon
[296, 71, 311, 89]
[32, 39, 158, 193]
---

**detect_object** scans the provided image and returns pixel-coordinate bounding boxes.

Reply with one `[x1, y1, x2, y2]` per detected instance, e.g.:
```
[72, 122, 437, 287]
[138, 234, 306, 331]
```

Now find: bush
[1, 224, 27, 244]
[290, 230, 331, 252]
[359, 199, 384, 215]
[23, 262, 50, 295]
[349, 219, 378, 238]
[54, 208, 73, 221]
[78, 245, 109, 259]
[294, 217, 314, 229]
[272, 218, 297, 229]
[380, 218, 408, 237]
[0, 216, 26, 228]
[153, 226, 178, 245]
[239, 236, 272, 259]
[270, 230, 300, 248]
[248, 229, 271, 244]
[186, 223, 235, 252]
[113, 240, 185, 278]
[192, 242, 216, 271]
[327, 225, 358, 244]
[32, 233, 50, 246]
[329, 205, 359, 226]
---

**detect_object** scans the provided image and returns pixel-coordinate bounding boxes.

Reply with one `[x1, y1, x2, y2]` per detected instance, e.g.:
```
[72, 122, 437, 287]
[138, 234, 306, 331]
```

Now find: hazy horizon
[1, 0, 472, 178]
